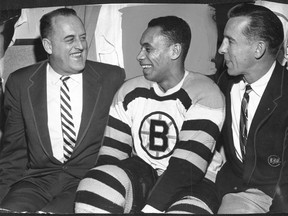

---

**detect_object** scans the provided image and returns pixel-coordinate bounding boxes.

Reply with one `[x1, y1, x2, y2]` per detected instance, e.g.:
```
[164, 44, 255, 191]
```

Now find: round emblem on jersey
[139, 111, 178, 159]
[268, 155, 281, 167]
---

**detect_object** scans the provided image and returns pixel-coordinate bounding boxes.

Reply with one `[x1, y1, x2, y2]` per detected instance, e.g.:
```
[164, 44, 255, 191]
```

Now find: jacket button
[234, 187, 238, 190]
[63, 166, 67, 170]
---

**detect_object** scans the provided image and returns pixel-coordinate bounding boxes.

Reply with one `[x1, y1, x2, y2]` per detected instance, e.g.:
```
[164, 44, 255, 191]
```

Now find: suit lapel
[242, 62, 284, 179]
[28, 61, 103, 159]
[220, 64, 284, 175]
[75, 63, 102, 148]
[248, 62, 284, 138]
[27, 61, 56, 160]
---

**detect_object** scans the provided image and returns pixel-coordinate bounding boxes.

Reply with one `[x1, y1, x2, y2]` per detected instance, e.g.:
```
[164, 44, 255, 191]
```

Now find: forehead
[224, 16, 249, 38]
[140, 26, 168, 45]
[51, 15, 85, 35]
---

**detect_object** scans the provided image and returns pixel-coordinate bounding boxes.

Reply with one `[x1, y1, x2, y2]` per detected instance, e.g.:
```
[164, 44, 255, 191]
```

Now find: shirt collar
[153, 70, 189, 96]
[47, 63, 82, 85]
[240, 61, 276, 97]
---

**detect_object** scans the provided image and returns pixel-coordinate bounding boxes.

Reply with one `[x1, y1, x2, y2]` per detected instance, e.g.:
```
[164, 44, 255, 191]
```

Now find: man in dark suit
[0, 8, 125, 213]
[216, 3, 288, 214]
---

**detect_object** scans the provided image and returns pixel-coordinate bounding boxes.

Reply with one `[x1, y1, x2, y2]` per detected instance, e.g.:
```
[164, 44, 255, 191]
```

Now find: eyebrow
[140, 42, 152, 48]
[141, 42, 150, 46]
[64, 35, 74, 40]
[64, 33, 86, 40]
[224, 34, 236, 42]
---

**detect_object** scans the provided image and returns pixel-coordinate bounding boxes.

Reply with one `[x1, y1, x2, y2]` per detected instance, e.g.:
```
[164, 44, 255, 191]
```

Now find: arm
[0, 73, 28, 201]
[144, 85, 225, 211]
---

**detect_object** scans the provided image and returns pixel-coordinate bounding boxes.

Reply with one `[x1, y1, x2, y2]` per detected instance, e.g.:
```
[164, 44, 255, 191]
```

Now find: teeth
[71, 53, 81, 57]
[142, 65, 151, 69]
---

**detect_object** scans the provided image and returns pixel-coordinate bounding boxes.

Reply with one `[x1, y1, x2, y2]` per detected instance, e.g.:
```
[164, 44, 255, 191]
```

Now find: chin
[227, 69, 240, 77]
[143, 70, 156, 79]
[73, 63, 86, 71]
[227, 68, 234, 74]
[143, 73, 155, 82]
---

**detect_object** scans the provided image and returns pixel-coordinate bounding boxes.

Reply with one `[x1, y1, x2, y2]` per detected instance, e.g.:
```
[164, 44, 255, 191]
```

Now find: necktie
[239, 84, 252, 158]
[60, 76, 76, 162]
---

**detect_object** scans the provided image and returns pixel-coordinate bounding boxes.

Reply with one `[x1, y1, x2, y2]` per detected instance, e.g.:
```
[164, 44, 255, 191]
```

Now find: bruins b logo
[139, 111, 178, 159]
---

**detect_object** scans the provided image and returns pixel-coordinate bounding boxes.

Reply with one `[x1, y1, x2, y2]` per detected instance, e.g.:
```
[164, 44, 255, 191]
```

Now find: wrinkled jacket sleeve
[0, 73, 28, 202]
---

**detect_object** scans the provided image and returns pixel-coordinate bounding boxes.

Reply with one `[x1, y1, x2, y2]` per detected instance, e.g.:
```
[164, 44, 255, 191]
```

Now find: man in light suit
[0, 8, 125, 213]
[216, 3, 288, 214]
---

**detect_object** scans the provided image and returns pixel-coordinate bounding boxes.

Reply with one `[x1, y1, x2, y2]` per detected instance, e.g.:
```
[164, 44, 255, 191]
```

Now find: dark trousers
[0, 172, 80, 213]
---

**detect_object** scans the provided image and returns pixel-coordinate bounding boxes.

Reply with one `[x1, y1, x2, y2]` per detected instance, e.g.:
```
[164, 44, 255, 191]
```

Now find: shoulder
[183, 71, 222, 97]
[8, 61, 47, 79]
[86, 60, 125, 75]
[5, 61, 47, 89]
[114, 75, 151, 102]
[86, 60, 120, 69]
[183, 71, 225, 108]
[85, 60, 126, 85]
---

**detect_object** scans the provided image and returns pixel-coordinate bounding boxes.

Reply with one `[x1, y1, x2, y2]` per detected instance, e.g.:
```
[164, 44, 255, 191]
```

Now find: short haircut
[40, 8, 77, 39]
[228, 3, 284, 57]
[148, 16, 191, 61]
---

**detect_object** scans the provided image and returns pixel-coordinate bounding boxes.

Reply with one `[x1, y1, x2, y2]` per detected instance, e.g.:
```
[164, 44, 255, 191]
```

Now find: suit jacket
[0, 60, 125, 201]
[216, 61, 288, 213]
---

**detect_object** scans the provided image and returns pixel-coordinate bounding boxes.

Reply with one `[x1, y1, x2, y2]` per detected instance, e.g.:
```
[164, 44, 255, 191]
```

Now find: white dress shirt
[230, 62, 275, 161]
[47, 64, 83, 162]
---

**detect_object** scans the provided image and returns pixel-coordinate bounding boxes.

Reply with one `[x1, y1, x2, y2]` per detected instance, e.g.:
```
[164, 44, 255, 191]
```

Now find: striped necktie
[239, 84, 252, 159]
[60, 76, 76, 162]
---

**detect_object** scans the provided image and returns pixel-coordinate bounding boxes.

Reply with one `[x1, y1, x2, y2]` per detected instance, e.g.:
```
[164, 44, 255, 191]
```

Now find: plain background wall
[3, 4, 219, 83]
[121, 4, 218, 79]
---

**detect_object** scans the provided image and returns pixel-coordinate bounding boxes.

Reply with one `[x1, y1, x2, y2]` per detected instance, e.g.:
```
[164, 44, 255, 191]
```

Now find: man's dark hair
[40, 8, 77, 39]
[148, 16, 191, 61]
[228, 3, 284, 57]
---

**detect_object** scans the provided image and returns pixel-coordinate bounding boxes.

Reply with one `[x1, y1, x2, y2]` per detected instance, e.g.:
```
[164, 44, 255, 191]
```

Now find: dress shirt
[47, 64, 83, 162]
[231, 61, 275, 161]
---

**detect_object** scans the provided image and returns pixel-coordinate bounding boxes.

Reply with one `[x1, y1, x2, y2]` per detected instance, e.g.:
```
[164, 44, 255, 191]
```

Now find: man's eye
[145, 48, 151, 52]
[228, 38, 235, 45]
[66, 39, 74, 43]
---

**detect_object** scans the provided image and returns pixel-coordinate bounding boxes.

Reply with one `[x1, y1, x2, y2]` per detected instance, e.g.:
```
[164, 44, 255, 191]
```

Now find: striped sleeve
[97, 90, 133, 166]
[146, 84, 225, 211]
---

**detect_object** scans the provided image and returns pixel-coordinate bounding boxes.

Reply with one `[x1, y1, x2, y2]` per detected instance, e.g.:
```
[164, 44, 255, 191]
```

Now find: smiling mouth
[141, 64, 152, 69]
[71, 52, 82, 58]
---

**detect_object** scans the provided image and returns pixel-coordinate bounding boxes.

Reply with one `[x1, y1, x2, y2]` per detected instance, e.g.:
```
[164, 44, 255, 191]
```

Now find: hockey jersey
[98, 71, 225, 211]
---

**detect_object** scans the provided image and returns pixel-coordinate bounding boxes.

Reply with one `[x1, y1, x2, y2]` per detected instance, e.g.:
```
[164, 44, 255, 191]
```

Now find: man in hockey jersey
[75, 15, 225, 214]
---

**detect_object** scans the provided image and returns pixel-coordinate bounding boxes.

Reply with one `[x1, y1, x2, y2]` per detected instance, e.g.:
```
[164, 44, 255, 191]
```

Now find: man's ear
[170, 43, 182, 60]
[255, 41, 266, 59]
[42, 38, 52, 55]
